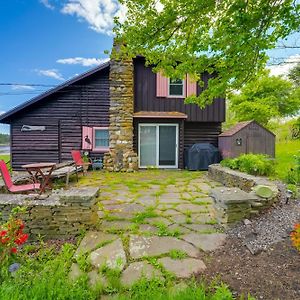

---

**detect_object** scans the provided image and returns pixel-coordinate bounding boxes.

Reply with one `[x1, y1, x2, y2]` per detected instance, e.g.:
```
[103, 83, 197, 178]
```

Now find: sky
[0, 0, 299, 134]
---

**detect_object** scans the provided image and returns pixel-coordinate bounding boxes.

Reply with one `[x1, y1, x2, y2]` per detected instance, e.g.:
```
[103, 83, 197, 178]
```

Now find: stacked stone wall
[208, 164, 280, 223]
[103, 42, 138, 172]
[0, 187, 99, 240]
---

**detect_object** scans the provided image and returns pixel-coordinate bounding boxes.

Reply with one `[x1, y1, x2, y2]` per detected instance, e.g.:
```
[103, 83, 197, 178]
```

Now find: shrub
[0, 208, 28, 267]
[221, 154, 276, 176]
[291, 224, 300, 252]
[285, 153, 300, 185]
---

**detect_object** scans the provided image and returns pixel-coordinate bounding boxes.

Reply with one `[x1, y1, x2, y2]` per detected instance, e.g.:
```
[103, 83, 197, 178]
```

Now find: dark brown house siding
[133, 57, 225, 123]
[184, 122, 222, 150]
[9, 68, 110, 169]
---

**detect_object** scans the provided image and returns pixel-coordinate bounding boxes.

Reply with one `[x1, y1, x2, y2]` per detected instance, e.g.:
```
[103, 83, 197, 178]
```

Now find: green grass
[275, 139, 300, 181]
[0, 154, 10, 169]
[0, 241, 254, 300]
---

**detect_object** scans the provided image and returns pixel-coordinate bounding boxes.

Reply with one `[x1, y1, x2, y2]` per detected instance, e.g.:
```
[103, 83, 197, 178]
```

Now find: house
[0, 49, 225, 171]
[218, 121, 275, 159]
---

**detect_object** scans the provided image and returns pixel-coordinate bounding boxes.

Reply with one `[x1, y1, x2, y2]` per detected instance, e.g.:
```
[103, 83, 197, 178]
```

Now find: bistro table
[22, 162, 56, 193]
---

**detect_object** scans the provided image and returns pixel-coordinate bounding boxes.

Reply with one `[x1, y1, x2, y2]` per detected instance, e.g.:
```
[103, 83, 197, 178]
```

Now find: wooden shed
[218, 121, 275, 159]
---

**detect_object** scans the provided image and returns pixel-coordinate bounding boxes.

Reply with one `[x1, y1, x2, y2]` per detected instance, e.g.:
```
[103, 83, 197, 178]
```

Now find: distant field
[275, 139, 300, 181]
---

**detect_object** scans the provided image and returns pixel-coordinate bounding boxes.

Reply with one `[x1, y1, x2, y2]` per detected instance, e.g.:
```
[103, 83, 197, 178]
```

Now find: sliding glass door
[139, 124, 178, 168]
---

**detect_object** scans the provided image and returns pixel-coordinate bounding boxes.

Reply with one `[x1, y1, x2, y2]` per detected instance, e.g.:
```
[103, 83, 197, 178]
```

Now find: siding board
[133, 57, 225, 122]
[10, 68, 110, 169]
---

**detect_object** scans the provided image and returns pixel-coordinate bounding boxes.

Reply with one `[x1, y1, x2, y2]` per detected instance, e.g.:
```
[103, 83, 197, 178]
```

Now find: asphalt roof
[219, 120, 275, 137]
[0, 61, 110, 124]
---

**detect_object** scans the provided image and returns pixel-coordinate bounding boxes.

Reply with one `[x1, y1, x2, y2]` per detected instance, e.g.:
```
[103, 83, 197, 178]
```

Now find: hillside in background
[0, 133, 9, 145]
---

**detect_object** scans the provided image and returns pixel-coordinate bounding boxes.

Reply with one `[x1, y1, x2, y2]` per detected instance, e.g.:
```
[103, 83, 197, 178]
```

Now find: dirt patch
[202, 197, 300, 300]
[203, 238, 299, 299]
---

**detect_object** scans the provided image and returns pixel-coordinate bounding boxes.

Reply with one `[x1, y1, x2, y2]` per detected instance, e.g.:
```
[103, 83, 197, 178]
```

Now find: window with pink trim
[93, 127, 109, 152]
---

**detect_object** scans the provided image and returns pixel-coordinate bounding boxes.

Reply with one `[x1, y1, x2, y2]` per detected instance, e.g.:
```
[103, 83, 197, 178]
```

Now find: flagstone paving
[71, 170, 226, 287]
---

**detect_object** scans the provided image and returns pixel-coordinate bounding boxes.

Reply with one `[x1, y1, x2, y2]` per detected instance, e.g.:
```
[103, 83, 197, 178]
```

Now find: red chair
[0, 160, 40, 193]
[71, 150, 92, 181]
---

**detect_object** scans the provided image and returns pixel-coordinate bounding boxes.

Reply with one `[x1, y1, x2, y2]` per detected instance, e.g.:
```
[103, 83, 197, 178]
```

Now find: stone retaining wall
[0, 187, 99, 240]
[208, 164, 279, 223]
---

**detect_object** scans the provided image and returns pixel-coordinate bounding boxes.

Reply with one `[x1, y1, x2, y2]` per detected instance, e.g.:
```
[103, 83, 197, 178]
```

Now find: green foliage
[168, 249, 187, 260]
[221, 154, 276, 176]
[285, 153, 300, 185]
[288, 62, 300, 86]
[229, 73, 300, 125]
[132, 207, 158, 224]
[154, 222, 180, 237]
[287, 184, 298, 199]
[115, 0, 300, 107]
[0, 243, 98, 300]
[0, 133, 9, 145]
[271, 117, 300, 142]
[119, 279, 240, 300]
[276, 139, 300, 182]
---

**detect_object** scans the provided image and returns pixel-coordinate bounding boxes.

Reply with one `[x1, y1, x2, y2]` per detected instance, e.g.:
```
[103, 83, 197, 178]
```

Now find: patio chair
[0, 160, 40, 193]
[71, 150, 92, 181]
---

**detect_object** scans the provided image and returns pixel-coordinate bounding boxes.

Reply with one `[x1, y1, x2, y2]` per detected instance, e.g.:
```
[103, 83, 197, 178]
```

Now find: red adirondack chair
[71, 150, 92, 181]
[0, 160, 40, 193]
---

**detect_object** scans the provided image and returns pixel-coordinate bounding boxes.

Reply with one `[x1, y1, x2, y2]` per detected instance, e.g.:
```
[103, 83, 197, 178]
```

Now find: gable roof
[219, 120, 275, 137]
[0, 61, 110, 124]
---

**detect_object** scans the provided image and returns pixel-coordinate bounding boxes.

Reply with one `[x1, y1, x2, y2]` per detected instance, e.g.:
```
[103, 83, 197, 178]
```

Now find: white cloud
[57, 57, 109, 67]
[35, 69, 64, 81]
[11, 85, 35, 91]
[61, 0, 126, 35]
[268, 54, 300, 77]
[40, 0, 55, 10]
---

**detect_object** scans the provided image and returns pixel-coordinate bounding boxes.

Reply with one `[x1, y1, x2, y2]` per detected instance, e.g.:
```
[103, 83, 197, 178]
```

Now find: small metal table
[22, 162, 56, 193]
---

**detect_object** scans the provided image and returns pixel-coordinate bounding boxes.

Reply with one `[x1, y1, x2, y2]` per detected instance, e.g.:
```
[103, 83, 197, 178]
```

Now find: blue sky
[0, 0, 299, 134]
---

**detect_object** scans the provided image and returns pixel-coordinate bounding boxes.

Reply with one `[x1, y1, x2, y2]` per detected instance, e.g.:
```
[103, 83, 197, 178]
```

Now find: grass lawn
[0, 154, 10, 162]
[275, 139, 300, 181]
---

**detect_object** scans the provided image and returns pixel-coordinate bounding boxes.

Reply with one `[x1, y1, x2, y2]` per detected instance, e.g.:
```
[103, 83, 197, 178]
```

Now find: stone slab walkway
[71, 170, 227, 287]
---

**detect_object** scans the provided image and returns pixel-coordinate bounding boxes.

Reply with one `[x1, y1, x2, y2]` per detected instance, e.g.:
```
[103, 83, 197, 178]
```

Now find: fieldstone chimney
[103, 40, 138, 172]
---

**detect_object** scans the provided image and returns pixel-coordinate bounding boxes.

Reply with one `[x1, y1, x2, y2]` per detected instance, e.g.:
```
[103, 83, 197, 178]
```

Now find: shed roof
[219, 120, 275, 137]
[0, 61, 110, 124]
[133, 111, 188, 119]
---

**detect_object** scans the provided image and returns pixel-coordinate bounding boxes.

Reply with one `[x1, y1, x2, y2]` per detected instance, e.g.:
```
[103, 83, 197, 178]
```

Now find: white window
[168, 78, 185, 97]
[93, 127, 109, 151]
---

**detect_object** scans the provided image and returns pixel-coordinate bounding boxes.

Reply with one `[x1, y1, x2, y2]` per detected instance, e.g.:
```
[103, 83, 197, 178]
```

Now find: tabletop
[22, 162, 56, 169]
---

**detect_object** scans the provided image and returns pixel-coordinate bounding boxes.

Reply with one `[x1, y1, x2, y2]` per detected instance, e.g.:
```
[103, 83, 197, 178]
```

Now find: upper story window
[168, 78, 184, 97]
[94, 127, 109, 150]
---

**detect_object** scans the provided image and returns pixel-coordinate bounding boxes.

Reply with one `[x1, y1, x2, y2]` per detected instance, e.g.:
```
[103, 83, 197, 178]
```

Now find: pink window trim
[156, 71, 168, 97]
[186, 74, 197, 96]
[92, 127, 109, 152]
[82, 126, 93, 150]
[157, 73, 197, 98]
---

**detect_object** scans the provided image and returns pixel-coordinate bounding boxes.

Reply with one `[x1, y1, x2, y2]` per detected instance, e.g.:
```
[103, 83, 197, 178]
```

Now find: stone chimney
[103, 40, 138, 172]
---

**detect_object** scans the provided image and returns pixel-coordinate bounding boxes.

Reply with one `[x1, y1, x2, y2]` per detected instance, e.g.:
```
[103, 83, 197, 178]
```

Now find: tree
[288, 62, 300, 86]
[115, 0, 300, 107]
[229, 73, 300, 125]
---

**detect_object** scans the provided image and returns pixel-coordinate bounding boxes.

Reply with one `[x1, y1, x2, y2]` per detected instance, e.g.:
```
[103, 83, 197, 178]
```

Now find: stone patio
[71, 170, 227, 287]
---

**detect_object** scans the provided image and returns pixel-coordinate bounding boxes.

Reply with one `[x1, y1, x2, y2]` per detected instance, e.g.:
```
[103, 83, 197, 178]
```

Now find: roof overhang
[0, 61, 110, 124]
[133, 111, 188, 119]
